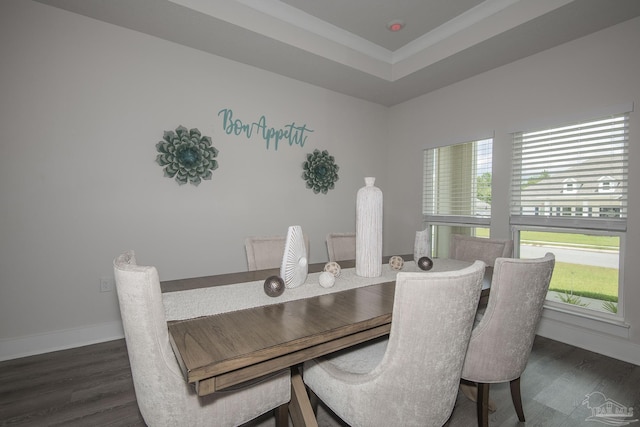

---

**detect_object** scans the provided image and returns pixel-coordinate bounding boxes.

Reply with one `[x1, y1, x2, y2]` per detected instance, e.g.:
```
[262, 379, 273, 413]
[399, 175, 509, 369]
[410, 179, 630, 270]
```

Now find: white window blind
[511, 113, 629, 231]
[423, 139, 493, 224]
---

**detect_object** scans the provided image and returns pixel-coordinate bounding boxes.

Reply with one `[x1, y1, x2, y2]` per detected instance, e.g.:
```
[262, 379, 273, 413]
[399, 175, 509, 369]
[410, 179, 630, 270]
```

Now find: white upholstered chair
[449, 234, 514, 311]
[303, 261, 486, 427]
[461, 253, 555, 427]
[449, 234, 514, 267]
[245, 235, 310, 271]
[326, 232, 356, 262]
[113, 250, 291, 427]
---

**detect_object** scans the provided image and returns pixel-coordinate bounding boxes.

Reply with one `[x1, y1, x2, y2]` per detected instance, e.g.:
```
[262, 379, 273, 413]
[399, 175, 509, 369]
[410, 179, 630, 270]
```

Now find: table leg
[275, 403, 288, 427]
[289, 370, 318, 427]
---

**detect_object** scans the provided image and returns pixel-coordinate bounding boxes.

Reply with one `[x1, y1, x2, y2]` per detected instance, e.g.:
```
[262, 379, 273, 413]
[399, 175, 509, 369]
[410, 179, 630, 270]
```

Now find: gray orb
[264, 275, 285, 297]
[418, 256, 434, 271]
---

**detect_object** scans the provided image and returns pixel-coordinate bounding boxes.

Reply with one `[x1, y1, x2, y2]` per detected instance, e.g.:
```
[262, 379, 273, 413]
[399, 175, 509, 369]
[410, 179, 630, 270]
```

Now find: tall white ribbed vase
[356, 177, 383, 277]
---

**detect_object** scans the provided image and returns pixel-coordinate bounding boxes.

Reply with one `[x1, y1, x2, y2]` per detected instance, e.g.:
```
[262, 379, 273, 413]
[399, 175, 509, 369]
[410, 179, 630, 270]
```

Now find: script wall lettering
[218, 108, 314, 151]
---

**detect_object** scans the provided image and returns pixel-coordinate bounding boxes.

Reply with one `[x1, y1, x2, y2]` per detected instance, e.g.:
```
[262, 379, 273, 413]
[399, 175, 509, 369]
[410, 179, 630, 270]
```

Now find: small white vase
[414, 229, 430, 262]
[356, 177, 383, 277]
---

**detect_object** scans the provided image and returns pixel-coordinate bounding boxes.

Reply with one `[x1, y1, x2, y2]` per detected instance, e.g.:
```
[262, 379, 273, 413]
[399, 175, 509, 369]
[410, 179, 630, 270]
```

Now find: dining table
[162, 256, 492, 426]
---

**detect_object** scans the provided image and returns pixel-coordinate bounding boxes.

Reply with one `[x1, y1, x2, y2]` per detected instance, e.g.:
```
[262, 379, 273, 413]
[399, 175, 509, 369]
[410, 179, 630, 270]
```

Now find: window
[511, 113, 629, 317]
[423, 138, 492, 257]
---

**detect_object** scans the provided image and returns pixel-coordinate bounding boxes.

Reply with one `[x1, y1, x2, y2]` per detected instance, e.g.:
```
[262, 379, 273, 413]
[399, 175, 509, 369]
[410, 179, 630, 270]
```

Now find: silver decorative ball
[418, 256, 434, 271]
[389, 256, 404, 270]
[264, 275, 285, 297]
[324, 261, 342, 277]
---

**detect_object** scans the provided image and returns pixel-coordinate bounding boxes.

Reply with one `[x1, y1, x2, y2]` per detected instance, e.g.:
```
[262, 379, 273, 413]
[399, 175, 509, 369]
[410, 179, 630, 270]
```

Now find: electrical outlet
[100, 276, 115, 293]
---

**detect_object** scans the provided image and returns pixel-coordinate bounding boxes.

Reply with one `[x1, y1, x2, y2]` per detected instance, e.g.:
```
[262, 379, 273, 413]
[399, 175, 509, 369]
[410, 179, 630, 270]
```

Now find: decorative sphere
[418, 256, 434, 271]
[318, 271, 336, 288]
[389, 256, 404, 270]
[264, 275, 285, 297]
[324, 261, 342, 277]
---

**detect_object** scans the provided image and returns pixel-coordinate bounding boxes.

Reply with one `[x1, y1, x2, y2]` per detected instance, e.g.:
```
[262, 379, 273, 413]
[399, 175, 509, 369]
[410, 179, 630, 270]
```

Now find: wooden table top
[164, 256, 490, 396]
[168, 280, 394, 394]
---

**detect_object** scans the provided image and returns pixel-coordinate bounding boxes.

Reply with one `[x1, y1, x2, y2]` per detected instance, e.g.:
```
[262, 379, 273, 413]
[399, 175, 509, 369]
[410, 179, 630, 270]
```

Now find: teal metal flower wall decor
[302, 149, 339, 194]
[156, 126, 219, 186]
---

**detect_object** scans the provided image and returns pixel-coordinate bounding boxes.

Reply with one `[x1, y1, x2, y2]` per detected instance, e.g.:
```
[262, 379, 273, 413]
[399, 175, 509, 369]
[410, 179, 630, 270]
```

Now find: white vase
[414, 229, 430, 262]
[356, 177, 383, 277]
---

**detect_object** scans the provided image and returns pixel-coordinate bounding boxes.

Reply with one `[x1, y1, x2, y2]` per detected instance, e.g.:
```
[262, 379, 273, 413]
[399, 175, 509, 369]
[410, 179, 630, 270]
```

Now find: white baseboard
[0, 321, 124, 362]
[537, 316, 640, 366]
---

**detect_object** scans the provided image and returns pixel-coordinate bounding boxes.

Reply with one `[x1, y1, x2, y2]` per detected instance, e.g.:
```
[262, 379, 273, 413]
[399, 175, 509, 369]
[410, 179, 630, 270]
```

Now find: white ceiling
[35, 0, 640, 106]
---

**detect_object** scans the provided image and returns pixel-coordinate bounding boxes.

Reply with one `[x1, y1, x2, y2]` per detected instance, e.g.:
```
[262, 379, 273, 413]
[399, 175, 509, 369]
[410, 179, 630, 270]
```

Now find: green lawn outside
[520, 231, 618, 251]
[520, 231, 619, 301]
[476, 229, 619, 301]
[478, 229, 618, 250]
[550, 261, 618, 302]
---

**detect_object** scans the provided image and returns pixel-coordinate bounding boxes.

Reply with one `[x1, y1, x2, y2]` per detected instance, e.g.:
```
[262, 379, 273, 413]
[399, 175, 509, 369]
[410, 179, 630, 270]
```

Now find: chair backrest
[449, 234, 514, 267]
[369, 261, 486, 425]
[113, 250, 290, 427]
[245, 234, 310, 271]
[114, 250, 194, 426]
[326, 232, 356, 262]
[461, 253, 555, 383]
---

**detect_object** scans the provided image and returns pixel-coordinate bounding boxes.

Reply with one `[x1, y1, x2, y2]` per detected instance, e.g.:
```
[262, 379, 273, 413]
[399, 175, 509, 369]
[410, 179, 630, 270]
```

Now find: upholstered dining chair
[460, 253, 555, 427]
[113, 250, 291, 427]
[303, 261, 486, 427]
[449, 234, 514, 267]
[326, 232, 356, 262]
[245, 234, 310, 271]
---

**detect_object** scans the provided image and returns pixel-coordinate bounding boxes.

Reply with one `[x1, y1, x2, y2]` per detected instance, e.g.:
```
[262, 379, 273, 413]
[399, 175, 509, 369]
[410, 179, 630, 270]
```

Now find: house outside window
[562, 178, 579, 194]
[423, 139, 493, 256]
[511, 112, 629, 318]
[598, 176, 616, 193]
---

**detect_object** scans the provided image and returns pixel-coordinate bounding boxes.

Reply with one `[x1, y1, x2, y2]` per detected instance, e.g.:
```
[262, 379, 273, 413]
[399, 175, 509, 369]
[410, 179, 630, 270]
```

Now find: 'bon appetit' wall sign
[218, 108, 314, 151]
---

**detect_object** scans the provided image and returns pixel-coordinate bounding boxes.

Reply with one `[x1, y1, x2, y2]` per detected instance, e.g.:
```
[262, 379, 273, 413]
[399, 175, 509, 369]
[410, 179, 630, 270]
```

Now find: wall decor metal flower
[156, 126, 219, 186]
[302, 149, 339, 194]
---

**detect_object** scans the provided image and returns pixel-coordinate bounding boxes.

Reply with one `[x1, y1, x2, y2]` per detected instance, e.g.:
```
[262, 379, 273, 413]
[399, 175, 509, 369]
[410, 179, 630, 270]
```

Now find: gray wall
[0, 0, 389, 358]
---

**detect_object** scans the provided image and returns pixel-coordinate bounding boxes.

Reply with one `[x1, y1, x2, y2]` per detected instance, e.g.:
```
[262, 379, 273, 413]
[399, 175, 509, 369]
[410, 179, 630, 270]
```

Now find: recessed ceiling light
[387, 20, 404, 32]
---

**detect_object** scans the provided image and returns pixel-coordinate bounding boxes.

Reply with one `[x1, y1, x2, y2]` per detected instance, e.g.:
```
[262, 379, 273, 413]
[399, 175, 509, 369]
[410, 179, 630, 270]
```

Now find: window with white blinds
[423, 139, 493, 225]
[510, 113, 629, 231]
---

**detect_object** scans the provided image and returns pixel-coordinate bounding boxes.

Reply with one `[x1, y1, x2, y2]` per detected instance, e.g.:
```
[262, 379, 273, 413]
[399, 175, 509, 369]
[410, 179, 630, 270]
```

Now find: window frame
[422, 138, 493, 257]
[510, 112, 629, 232]
[422, 138, 493, 224]
[510, 112, 629, 319]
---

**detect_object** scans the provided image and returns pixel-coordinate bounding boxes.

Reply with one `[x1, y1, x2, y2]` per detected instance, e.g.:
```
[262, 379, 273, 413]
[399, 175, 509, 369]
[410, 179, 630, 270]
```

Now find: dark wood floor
[1, 336, 638, 426]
